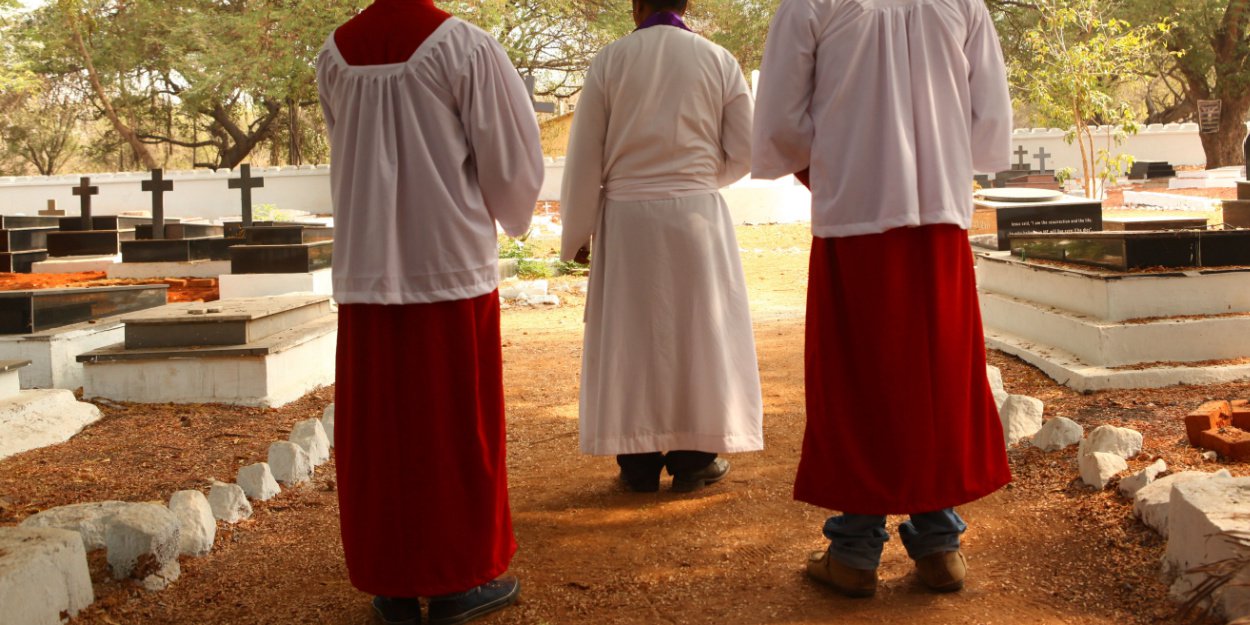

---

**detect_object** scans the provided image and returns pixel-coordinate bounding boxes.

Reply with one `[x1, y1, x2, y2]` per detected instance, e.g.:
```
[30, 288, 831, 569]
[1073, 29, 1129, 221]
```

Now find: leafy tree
[1128, 0, 1250, 168]
[1012, 0, 1167, 198]
[2, 77, 81, 175]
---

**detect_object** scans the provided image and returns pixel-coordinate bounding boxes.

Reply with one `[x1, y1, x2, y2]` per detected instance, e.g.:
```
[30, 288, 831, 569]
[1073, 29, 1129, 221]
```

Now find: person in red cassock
[751, 0, 1015, 599]
[316, 1, 543, 623]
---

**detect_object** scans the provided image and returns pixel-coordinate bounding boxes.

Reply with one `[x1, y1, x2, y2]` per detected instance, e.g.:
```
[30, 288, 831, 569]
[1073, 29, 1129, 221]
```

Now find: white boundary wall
[0, 122, 1227, 220]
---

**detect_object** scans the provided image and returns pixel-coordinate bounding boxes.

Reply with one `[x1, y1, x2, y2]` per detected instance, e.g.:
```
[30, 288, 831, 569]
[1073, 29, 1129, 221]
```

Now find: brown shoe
[805, 550, 877, 598]
[914, 550, 966, 593]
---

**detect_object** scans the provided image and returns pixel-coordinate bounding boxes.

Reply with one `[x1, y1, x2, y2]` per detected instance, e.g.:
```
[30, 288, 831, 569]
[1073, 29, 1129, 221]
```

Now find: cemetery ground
[0, 223, 1244, 625]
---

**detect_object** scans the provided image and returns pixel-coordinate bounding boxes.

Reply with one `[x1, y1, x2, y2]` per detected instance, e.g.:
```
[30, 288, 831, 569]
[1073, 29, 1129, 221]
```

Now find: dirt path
[0, 224, 1238, 624]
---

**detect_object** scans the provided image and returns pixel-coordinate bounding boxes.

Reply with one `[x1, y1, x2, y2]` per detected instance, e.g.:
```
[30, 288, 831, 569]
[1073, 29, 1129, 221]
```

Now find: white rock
[268, 441, 312, 485]
[168, 490, 215, 556]
[531, 294, 560, 306]
[992, 387, 1009, 411]
[207, 482, 252, 524]
[290, 418, 330, 466]
[1134, 470, 1229, 537]
[104, 503, 180, 581]
[321, 404, 335, 447]
[237, 463, 281, 501]
[0, 527, 94, 625]
[1202, 450, 1218, 461]
[1118, 459, 1167, 498]
[19, 501, 132, 551]
[1166, 477, 1250, 620]
[1000, 395, 1044, 446]
[1079, 451, 1127, 489]
[140, 559, 180, 591]
[0, 389, 104, 461]
[1078, 425, 1144, 460]
[1032, 417, 1084, 452]
[499, 279, 548, 301]
[986, 365, 1004, 393]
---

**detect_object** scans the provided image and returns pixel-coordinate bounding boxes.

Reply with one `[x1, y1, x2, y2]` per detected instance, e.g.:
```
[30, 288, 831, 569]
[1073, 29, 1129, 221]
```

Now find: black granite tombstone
[1008, 230, 1250, 271]
[972, 189, 1103, 251]
[1128, 161, 1177, 180]
[0, 284, 168, 334]
[230, 240, 332, 274]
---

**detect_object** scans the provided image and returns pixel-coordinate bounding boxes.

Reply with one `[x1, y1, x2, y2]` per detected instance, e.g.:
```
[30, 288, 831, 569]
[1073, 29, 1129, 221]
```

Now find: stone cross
[1013, 145, 1029, 170]
[523, 75, 556, 115]
[228, 164, 265, 228]
[1034, 147, 1052, 172]
[71, 176, 99, 230]
[141, 169, 174, 240]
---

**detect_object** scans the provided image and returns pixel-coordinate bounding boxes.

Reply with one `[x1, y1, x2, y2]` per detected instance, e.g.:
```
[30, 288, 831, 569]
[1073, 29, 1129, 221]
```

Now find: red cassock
[333, 0, 515, 598]
[796, 224, 1012, 515]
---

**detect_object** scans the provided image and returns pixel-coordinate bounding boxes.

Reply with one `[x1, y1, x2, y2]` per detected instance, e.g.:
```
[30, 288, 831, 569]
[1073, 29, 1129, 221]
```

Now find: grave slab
[46, 229, 134, 257]
[1101, 216, 1208, 231]
[78, 312, 336, 407]
[243, 225, 334, 245]
[0, 226, 55, 252]
[106, 259, 231, 280]
[31, 254, 121, 273]
[0, 285, 168, 335]
[229, 240, 332, 274]
[120, 237, 240, 263]
[0, 250, 49, 273]
[0, 215, 63, 229]
[218, 269, 332, 299]
[120, 296, 331, 349]
[1010, 230, 1250, 271]
[134, 223, 225, 240]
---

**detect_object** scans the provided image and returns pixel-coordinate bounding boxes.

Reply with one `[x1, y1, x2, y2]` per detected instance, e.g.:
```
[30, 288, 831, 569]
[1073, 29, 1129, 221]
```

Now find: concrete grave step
[975, 251, 1250, 322]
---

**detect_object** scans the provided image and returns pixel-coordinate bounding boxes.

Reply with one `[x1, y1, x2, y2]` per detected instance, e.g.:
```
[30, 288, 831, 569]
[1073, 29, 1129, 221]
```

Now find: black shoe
[619, 470, 661, 492]
[427, 575, 520, 625]
[671, 458, 730, 492]
[372, 596, 421, 625]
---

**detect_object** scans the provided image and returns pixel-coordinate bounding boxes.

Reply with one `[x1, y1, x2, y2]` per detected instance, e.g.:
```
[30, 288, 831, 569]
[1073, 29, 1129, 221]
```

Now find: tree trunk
[287, 98, 302, 167]
[1199, 95, 1250, 169]
[64, 8, 158, 171]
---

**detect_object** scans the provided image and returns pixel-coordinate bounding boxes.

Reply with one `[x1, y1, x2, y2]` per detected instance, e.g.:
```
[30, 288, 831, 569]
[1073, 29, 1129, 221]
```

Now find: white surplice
[316, 19, 543, 305]
[560, 25, 764, 456]
[751, 0, 1013, 238]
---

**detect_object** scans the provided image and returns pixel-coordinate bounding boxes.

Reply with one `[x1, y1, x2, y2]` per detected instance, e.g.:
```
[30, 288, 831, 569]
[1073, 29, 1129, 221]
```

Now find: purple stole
[635, 11, 693, 32]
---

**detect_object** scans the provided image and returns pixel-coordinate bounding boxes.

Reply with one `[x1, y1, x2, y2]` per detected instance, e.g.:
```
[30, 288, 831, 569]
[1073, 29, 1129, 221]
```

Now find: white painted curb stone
[0, 527, 94, 625]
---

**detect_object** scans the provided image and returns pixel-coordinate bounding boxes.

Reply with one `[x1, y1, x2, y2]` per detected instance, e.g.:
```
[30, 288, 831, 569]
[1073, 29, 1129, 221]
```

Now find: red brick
[1186, 401, 1232, 446]
[1230, 439, 1250, 462]
[163, 278, 188, 288]
[186, 278, 216, 288]
[1232, 400, 1250, 431]
[1199, 429, 1235, 458]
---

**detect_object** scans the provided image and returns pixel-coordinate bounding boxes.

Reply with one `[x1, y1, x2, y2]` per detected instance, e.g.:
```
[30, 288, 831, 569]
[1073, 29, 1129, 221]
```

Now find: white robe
[751, 0, 1013, 239]
[560, 25, 764, 456]
[316, 19, 543, 305]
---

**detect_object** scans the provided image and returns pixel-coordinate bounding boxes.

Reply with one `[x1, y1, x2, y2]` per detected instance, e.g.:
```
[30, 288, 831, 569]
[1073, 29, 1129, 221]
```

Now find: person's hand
[574, 245, 591, 265]
[795, 168, 811, 189]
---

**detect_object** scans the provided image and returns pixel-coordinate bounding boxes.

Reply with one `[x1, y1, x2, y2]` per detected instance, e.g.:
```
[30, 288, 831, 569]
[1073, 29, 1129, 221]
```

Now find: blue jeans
[822, 508, 966, 570]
